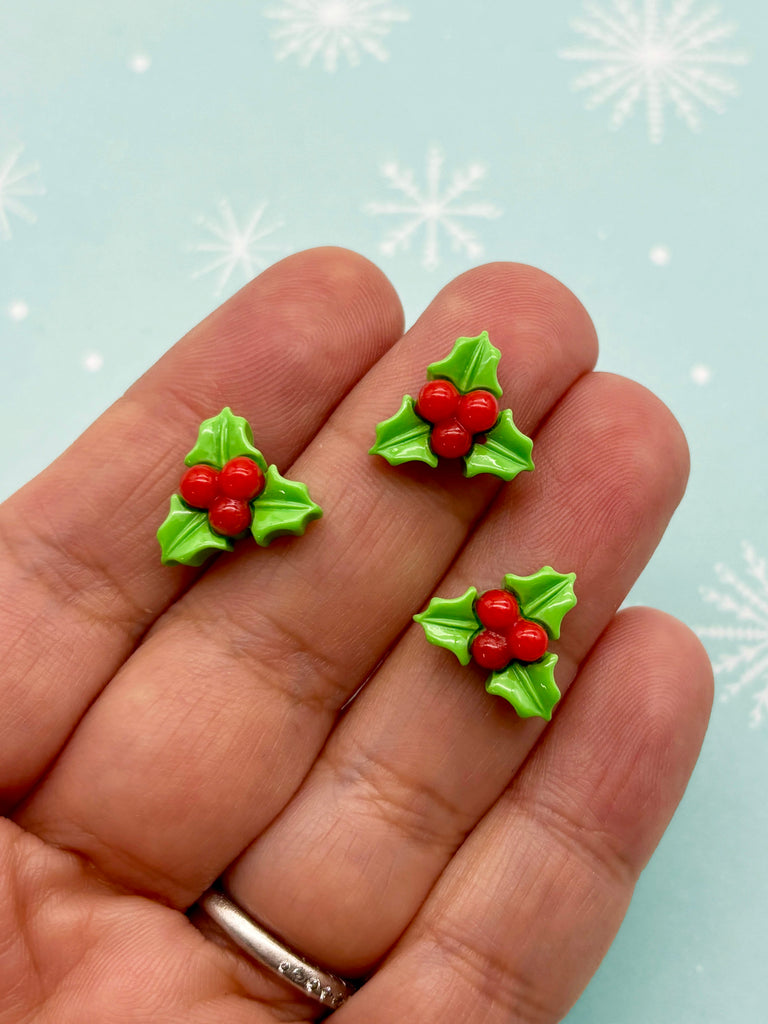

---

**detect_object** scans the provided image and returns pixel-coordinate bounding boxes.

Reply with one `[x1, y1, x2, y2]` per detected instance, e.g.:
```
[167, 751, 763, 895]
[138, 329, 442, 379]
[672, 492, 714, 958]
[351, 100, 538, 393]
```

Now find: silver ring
[198, 889, 354, 1011]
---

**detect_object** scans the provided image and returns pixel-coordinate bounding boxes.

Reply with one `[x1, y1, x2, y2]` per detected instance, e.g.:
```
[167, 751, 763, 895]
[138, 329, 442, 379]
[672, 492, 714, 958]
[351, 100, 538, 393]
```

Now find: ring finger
[223, 369, 691, 975]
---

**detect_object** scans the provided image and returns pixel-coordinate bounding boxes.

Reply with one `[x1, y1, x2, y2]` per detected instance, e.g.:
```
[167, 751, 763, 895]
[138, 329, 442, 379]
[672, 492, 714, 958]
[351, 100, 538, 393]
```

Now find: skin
[0, 248, 713, 1024]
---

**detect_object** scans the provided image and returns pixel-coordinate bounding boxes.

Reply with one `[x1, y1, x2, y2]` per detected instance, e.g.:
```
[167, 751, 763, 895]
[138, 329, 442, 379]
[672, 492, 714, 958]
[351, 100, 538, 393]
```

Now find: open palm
[0, 249, 712, 1024]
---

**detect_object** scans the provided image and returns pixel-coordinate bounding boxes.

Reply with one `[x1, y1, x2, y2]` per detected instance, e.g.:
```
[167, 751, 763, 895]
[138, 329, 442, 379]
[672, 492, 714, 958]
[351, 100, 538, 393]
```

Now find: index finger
[17, 262, 599, 907]
[0, 247, 403, 808]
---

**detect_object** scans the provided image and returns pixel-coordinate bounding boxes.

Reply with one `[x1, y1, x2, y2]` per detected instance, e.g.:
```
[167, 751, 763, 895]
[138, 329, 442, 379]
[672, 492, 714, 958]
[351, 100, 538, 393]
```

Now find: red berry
[476, 589, 519, 630]
[457, 390, 499, 433]
[219, 456, 265, 501]
[471, 630, 512, 671]
[429, 417, 472, 458]
[208, 496, 252, 537]
[507, 620, 548, 662]
[416, 380, 460, 424]
[179, 464, 220, 509]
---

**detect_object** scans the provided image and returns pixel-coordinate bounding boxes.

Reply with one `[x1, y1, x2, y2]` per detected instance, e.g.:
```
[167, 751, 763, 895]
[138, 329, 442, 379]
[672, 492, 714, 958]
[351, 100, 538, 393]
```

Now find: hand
[0, 249, 712, 1024]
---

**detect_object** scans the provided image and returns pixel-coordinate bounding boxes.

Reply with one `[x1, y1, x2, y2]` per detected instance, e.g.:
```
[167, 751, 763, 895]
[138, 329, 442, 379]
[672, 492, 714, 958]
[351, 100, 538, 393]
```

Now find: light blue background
[1, 2, 766, 1020]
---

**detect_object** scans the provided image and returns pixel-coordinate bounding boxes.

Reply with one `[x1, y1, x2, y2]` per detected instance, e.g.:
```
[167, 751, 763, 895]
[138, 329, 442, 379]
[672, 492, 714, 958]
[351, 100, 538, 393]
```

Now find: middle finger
[17, 264, 597, 908]
[223, 370, 689, 974]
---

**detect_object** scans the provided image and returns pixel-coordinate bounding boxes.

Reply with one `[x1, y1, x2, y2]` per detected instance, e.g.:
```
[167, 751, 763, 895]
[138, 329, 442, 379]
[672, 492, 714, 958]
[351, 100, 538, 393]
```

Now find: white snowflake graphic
[364, 146, 501, 271]
[190, 199, 284, 296]
[560, 0, 749, 143]
[0, 147, 45, 240]
[698, 542, 768, 727]
[264, 0, 409, 73]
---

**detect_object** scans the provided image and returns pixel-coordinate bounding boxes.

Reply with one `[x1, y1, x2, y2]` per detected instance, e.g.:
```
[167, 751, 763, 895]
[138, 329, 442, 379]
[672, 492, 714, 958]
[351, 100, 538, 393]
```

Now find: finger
[0, 818, 288, 1024]
[17, 264, 598, 905]
[0, 247, 403, 807]
[222, 372, 691, 972]
[334, 610, 713, 1024]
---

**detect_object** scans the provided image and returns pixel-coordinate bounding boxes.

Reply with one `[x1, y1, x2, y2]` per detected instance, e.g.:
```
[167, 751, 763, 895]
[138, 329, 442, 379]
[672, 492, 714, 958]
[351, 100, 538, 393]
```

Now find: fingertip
[394, 262, 599, 437]
[431, 261, 599, 370]
[130, 246, 405, 435]
[565, 605, 714, 870]
[255, 245, 405, 335]
[596, 373, 691, 495]
[612, 604, 714, 746]
[540, 373, 691, 561]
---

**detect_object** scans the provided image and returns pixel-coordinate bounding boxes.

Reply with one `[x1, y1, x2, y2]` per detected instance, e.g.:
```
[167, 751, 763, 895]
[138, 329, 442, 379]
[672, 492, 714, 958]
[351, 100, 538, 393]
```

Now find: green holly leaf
[503, 567, 577, 639]
[485, 653, 561, 720]
[413, 587, 479, 666]
[157, 495, 234, 566]
[427, 331, 502, 397]
[250, 465, 323, 546]
[369, 395, 438, 468]
[463, 409, 534, 481]
[185, 407, 267, 472]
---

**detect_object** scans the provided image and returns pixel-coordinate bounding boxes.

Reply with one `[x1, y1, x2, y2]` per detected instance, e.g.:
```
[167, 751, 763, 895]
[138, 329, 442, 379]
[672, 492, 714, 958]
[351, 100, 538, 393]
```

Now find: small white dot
[8, 300, 29, 321]
[691, 364, 712, 385]
[596, 228, 609, 241]
[649, 245, 671, 266]
[695, 964, 704, 974]
[129, 54, 151, 73]
[82, 352, 104, 372]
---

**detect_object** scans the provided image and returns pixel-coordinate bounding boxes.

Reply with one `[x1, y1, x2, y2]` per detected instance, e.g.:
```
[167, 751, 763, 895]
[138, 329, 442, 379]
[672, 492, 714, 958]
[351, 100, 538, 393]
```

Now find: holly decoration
[369, 331, 534, 481]
[413, 567, 577, 721]
[158, 408, 322, 566]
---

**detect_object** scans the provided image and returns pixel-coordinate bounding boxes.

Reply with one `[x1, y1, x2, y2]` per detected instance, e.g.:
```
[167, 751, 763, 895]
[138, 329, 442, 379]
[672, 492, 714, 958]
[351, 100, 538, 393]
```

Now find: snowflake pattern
[264, 0, 409, 73]
[364, 146, 501, 271]
[698, 542, 768, 727]
[560, 0, 749, 143]
[0, 147, 45, 240]
[190, 199, 284, 296]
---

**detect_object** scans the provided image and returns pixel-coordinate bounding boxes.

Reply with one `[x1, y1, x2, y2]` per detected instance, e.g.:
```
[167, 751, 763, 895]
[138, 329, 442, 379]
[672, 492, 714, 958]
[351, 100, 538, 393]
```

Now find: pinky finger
[338, 608, 713, 1024]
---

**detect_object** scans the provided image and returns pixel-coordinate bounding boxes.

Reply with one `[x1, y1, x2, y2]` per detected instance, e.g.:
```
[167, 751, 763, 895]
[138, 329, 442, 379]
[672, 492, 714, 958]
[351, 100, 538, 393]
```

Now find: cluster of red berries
[179, 456, 265, 537]
[416, 380, 499, 459]
[470, 589, 549, 671]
